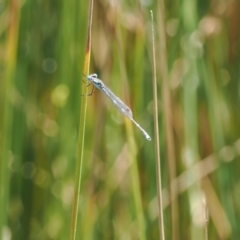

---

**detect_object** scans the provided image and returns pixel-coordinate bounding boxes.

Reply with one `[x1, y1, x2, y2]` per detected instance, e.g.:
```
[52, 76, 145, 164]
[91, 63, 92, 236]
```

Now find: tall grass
[0, 0, 239, 239]
[0, 0, 20, 238]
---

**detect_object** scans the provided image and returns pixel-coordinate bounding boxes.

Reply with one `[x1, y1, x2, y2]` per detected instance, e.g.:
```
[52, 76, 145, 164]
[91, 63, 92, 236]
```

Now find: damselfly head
[87, 73, 98, 81]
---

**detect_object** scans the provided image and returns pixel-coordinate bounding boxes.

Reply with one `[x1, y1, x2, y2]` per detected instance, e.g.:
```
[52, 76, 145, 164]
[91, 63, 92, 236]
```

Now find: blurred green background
[0, 0, 240, 239]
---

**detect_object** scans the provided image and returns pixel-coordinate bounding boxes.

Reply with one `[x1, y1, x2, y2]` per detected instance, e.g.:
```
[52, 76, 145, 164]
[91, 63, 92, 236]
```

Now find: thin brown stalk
[157, 2, 179, 239]
[150, 10, 165, 240]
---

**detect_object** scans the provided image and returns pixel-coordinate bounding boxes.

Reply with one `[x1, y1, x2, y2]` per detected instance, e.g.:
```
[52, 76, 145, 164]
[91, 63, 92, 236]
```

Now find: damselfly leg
[82, 74, 95, 96]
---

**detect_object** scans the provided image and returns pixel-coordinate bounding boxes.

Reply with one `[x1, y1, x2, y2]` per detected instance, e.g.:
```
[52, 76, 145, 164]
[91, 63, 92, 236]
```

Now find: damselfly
[86, 73, 151, 141]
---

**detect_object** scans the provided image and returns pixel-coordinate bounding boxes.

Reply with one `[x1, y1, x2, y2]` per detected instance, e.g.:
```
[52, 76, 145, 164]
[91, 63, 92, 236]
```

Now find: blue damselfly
[86, 73, 151, 141]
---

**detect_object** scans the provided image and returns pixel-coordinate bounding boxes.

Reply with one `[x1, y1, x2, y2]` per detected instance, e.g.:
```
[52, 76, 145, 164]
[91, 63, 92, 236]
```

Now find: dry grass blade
[157, 1, 179, 238]
[150, 10, 165, 240]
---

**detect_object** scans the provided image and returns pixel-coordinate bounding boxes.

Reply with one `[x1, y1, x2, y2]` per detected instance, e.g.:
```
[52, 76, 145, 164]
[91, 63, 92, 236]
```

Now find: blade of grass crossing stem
[69, 1, 93, 239]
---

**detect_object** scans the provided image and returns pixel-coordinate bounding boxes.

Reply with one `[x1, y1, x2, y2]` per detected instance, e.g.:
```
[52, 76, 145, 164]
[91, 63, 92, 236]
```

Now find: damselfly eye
[92, 73, 98, 78]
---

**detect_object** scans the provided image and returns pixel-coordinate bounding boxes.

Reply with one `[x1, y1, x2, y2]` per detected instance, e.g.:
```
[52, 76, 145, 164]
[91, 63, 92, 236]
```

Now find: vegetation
[0, 0, 239, 239]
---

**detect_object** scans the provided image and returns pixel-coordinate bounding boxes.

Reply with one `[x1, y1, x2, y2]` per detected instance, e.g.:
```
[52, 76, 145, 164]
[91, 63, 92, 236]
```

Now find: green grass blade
[69, 1, 93, 239]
